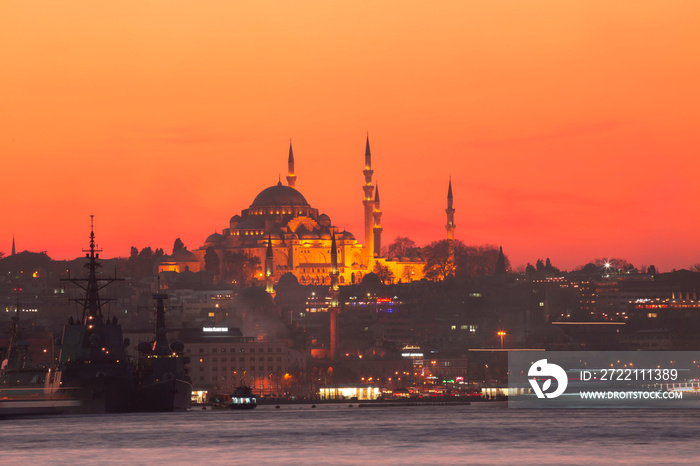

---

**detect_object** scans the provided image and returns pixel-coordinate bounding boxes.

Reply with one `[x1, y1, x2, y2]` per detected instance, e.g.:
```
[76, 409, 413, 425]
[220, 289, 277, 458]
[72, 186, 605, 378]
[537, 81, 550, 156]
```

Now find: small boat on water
[230, 386, 257, 409]
[211, 386, 257, 410]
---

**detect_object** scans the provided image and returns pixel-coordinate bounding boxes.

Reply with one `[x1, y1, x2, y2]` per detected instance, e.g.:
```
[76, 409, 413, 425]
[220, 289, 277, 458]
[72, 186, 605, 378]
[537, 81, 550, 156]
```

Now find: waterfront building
[181, 326, 306, 395]
[319, 386, 380, 401]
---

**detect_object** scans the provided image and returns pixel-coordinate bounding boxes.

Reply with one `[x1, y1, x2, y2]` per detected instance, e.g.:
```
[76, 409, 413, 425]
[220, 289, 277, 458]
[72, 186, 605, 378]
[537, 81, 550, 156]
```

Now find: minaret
[445, 179, 456, 274]
[495, 246, 507, 274]
[286, 140, 296, 188]
[329, 233, 339, 361]
[373, 183, 383, 258]
[362, 135, 375, 263]
[330, 233, 339, 307]
[265, 233, 275, 297]
[11, 235, 16, 256]
[445, 178, 456, 241]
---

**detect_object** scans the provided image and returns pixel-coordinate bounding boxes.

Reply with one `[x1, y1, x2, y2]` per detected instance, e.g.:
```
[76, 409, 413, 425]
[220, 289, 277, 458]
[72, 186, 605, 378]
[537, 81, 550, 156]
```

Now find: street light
[604, 262, 613, 277]
[497, 330, 506, 349]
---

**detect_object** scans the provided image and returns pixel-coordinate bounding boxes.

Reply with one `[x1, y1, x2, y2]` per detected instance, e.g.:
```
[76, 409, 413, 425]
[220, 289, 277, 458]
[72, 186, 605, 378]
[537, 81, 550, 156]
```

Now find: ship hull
[46, 368, 134, 414]
[0, 397, 82, 418]
[132, 378, 193, 412]
[59, 376, 134, 414]
[0, 386, 82, 418]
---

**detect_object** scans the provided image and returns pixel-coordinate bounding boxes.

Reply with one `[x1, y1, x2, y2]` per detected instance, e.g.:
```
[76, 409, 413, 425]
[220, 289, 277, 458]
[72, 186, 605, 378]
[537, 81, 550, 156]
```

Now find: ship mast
[62, 215, 123, 325]
[152, 277, 171, 356]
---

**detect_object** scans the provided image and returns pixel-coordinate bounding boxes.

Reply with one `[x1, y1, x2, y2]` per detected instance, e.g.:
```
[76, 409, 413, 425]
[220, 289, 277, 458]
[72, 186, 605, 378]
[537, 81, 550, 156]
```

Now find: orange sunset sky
[2, 1, 700, 272]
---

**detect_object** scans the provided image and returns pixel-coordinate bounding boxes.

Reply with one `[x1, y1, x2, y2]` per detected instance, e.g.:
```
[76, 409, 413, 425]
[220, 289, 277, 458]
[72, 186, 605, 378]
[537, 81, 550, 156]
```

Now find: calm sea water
[1, 403, 699, 465]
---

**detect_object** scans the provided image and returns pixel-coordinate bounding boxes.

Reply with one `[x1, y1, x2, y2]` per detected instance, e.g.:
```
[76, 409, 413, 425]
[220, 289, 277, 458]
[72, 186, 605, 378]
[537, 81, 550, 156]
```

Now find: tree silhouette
[128, 246, 164, 276]
[423, 240, 508, 280]
[373, 262, 395, 284]
[460, 245, 507, 277]
[173, 238, 185, 254]
[383, 236, 419, 258]
[544, 258, 559, 273]
[578, 263, 599, 274]
[422, 239, 461, 280]
[204, 247, 221, 280]
[401, 265, 416, 282]
[221, 250, 261, 286]
[594, 258, 634, 274]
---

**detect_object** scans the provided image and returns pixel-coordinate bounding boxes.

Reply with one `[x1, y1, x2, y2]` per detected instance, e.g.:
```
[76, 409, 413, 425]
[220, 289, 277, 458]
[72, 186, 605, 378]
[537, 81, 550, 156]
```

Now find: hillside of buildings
[3, 248, 700, 398]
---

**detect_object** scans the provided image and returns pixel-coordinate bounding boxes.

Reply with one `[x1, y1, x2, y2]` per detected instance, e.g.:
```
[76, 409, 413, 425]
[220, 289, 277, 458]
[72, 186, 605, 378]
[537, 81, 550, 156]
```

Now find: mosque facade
[190, 137, 431, 286]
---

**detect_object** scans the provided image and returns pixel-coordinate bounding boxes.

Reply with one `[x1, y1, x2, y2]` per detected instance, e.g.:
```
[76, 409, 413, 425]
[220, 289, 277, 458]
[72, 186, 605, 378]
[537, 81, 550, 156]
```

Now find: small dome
[171, 249, 198, 262]
[205, 232, 224, 243]
[361, 272, 383, 288]
[156, 254, 173, 263]
[317, 213, 331, 227]
[251, 182, 309, 207]
[232, 286, 276, 312]
[230, 215, 242, 223]
[267, 224, 285, 240]
[340, 230, 355, 240]
[277, 272, 300, 288]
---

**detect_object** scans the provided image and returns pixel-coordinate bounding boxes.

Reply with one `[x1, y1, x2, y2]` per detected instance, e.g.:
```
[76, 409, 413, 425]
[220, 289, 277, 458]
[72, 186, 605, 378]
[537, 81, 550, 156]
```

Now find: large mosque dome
[251, 182, 309, 207]
[192, 138, 424, 287]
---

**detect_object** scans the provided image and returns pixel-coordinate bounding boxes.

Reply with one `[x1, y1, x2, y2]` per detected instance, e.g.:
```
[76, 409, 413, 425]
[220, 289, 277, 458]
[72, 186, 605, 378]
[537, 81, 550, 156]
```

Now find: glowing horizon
[3, 1, 700, 272]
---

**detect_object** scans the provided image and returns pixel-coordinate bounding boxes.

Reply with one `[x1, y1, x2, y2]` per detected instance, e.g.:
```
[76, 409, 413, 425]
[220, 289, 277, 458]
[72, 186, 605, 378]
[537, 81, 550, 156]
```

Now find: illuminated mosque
[186, 137, 446, 287]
